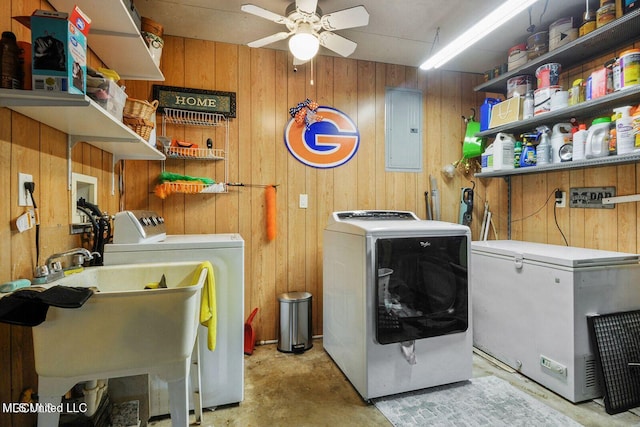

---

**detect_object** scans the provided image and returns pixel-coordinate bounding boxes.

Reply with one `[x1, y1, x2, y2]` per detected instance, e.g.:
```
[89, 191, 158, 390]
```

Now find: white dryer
[323, 211, 472, 400]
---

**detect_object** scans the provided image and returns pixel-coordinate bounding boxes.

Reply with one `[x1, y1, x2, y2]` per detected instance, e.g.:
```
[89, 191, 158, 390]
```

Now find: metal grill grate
[588, 310, 640, 414]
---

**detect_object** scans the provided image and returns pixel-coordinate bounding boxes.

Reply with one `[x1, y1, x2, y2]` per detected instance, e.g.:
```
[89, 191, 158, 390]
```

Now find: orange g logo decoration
[284, 106, 360, 169]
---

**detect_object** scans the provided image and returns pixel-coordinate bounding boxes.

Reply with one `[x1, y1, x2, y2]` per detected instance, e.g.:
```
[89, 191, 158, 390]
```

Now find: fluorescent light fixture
[420, 0, 542, 70]
[289, 23, 320, 61]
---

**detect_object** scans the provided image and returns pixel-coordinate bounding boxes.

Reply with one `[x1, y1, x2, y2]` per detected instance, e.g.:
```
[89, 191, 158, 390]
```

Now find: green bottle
[513, 140, 522, 168]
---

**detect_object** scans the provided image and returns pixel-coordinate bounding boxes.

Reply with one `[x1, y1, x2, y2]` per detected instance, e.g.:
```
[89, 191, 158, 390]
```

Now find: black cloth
[0, 286, 94, 326]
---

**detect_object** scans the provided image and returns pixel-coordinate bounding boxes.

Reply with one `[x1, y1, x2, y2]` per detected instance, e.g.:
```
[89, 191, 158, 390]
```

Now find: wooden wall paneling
[440, 72, 463, 224]
[616, 164, 637, 253]
[215, 43, 240, 234]
[384, 64, 408, 210]
[374, 62, 387, 209]
[332, 57, 359, 211]
[568, 169, 586, 247]
[184, 39, 217, 234]
[356, 60, 377, 211]
[403, 67, 420, 213]
[424, 70, 442, 219]
[285, 51, 308, 303]
[39, 125, 76, 264]
[249, 48, 278, 340]
[298, 57, 320, 335]
[314, 55, 336, 337]
[510, 175, 524, 241]
[584, 166, 618, 250]
[277, 51, 296, 332]
[157, 36, 187, 234]
[545, 170, 570, 245]
[519, 174, 548, 243]
[0, 113, 11, 284]
[236, 45, 254, 333]
[11, 114, 40, 276]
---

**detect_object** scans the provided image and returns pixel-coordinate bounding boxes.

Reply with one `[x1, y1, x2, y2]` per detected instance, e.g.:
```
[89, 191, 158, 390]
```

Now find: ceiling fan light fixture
[289, 24, 320, 61]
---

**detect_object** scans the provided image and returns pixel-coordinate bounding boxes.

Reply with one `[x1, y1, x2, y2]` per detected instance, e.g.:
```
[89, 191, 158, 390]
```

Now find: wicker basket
[123, 98, 159, 121]
[124, 116, 155, 141]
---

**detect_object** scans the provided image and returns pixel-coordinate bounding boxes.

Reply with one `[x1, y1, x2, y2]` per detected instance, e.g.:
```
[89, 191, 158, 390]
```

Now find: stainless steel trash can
[278, 291, 312, 353]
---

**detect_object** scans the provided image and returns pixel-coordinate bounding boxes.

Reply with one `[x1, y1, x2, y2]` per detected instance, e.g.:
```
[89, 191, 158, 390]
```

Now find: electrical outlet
[555, 191, 566, 208]
[18, 173, 33, 207]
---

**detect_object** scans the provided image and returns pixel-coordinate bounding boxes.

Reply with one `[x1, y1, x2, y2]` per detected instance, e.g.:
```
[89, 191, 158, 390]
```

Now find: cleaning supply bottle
[492, 132, 515, 171]
[519, 133, 537, 167]
[513, 140, 522, 168]
[551, 123, 573, 163]
[585, 117, 611, 159]
[536, 126, 551, 165]
[572, 123, 588, 161]
[613, 106, 635, 155]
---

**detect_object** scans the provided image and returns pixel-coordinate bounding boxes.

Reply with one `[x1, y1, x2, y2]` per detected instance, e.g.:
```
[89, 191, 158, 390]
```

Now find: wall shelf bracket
[602, 194, 640, 205]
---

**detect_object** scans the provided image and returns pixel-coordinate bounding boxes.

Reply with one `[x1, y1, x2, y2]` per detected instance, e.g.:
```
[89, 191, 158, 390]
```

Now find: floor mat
[373, 375, 583, 427]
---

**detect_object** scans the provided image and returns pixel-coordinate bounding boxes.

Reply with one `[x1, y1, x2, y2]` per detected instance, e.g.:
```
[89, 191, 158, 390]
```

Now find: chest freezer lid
[471, 240, 640, 268]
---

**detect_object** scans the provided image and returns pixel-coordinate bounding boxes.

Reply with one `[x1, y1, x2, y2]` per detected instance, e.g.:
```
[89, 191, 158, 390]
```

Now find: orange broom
[266, 185, 276, 240]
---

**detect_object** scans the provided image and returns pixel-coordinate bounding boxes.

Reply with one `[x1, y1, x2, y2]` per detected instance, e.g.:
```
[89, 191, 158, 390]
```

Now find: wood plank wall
[121, 35, 498, 347]
[0, 0, 638, 424]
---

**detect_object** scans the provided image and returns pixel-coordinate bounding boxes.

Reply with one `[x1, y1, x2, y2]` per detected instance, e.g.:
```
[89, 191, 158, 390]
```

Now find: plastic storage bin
[278, 292, 312, 353]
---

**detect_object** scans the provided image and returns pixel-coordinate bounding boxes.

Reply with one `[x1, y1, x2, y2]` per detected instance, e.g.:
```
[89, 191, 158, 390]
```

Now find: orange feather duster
[266, 185, 276, 240]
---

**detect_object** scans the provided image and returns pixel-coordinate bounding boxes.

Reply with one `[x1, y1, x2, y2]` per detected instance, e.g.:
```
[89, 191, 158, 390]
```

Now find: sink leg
[167, 360, 190, 427]
[37, 394, 61, 427]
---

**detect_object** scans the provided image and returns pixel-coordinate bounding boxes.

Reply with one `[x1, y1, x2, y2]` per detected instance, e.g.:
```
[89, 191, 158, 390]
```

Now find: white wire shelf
[162, 108, 228, 127]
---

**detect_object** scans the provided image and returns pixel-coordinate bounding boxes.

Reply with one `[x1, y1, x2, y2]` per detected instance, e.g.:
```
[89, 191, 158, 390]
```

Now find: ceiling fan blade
[318, 32, 357, 57]
[296, 0, 318, 15]
[241, 4, 289, 24]
[247, 31, 291, 48]
[320, 6, 369, 31]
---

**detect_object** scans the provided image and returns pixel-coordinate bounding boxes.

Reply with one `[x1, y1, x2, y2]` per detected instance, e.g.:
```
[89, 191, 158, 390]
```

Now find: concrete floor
[149, 339, 640, 427]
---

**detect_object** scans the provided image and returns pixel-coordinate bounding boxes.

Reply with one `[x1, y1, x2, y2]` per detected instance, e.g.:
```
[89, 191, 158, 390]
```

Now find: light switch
[299, 194, 308, 209]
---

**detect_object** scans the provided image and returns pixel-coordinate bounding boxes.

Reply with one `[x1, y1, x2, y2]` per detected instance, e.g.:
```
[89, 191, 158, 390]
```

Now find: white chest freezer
[471, 240, 640, 403]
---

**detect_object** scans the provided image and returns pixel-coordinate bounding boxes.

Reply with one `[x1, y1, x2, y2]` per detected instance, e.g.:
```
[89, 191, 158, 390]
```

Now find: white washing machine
[323, 211, 472, 400]
[104, 210, 244, 417]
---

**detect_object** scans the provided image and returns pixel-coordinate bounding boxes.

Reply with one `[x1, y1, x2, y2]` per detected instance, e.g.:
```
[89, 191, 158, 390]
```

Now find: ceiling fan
[241, 0, 369, 63]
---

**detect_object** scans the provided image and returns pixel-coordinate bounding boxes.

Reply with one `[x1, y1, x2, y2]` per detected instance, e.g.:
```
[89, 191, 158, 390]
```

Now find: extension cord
[15, 209, 35, 232]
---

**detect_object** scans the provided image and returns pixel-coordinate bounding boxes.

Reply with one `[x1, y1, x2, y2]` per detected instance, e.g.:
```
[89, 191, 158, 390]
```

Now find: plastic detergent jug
[480, 98, 500, 131]
[613, 106, 635, 154]
[572, 123, 588, 161]
[481, 144, 494, 172]
[585, 117, 611, 159]
[551, 123, 573, 163]
[492, 132, 515, 171]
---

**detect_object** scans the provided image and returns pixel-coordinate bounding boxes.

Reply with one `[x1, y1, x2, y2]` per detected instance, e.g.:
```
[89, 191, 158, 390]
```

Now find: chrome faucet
[45, 248, 100, 270]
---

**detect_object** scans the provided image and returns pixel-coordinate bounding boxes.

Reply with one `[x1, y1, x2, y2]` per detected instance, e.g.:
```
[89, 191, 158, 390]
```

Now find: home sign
[152, 85, 236, 118]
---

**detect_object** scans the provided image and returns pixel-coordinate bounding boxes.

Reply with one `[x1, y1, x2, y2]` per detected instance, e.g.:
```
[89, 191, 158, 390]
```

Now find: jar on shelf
[0, 31, 21, 89]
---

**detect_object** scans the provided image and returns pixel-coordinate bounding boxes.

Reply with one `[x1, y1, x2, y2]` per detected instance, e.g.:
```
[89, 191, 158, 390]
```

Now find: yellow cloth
[193, 261, 217, 351]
